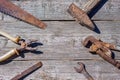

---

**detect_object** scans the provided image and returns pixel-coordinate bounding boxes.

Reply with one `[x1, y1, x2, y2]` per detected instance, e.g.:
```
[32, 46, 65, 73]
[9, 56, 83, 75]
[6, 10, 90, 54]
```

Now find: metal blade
[0, 0, 46, 29]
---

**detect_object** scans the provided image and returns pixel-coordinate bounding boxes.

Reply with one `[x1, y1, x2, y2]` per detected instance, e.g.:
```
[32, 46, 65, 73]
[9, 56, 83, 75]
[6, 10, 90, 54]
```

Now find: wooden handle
[0, 30, 21, 43]
[0, 49, 19, 63]
[83, 0, 101, 13]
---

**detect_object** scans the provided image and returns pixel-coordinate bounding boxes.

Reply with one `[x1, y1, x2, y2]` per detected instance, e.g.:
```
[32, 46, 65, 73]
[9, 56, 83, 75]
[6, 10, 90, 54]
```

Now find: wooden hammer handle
[83, 0, 101, 13]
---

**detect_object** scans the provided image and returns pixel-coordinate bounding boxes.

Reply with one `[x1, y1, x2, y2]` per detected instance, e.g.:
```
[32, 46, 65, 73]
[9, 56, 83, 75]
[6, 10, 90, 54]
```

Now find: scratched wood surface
[0, 0, 120, 80]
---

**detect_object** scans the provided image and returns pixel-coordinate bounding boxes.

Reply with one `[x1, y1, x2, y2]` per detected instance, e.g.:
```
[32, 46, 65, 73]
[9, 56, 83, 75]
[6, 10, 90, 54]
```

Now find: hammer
[68, 0, 100, 30]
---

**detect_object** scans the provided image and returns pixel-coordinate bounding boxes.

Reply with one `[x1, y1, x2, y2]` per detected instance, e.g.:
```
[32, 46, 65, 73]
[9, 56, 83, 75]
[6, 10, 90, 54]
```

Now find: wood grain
[0, 60, 120, 80]
[0, 0, 120, 80]
[1, 0, 120, 21]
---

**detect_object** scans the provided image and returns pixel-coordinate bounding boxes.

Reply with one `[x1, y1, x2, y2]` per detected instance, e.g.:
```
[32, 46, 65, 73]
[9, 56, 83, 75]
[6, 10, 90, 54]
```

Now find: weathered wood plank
[0, 21, 120, 60]
[0, 60, 120, 80]
[2, 0, 120, 21]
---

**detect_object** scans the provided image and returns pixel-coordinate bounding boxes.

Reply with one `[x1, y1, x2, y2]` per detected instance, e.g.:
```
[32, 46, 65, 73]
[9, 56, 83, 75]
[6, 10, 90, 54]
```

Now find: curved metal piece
[74, 62, 94, 80]
[0, 49, 19, 63]
[0, 30, 21, 43]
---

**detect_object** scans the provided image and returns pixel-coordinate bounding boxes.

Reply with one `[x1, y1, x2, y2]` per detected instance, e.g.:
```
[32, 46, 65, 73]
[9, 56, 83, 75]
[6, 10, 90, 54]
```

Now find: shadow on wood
[93, 21, 101, 34]
[88, 0, 108, 18]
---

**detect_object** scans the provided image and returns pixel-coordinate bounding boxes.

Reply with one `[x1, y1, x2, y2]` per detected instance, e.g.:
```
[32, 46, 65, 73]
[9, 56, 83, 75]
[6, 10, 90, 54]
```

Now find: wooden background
[0, 0, 120, 80]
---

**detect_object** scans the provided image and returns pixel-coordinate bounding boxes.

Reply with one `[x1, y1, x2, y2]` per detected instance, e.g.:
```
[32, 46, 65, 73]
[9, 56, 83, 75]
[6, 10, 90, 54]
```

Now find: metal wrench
[74, 62, 94, 80]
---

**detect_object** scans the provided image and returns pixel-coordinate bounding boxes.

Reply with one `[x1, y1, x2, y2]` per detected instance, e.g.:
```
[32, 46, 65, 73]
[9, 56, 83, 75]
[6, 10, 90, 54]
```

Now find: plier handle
[0, 30, 37, 63]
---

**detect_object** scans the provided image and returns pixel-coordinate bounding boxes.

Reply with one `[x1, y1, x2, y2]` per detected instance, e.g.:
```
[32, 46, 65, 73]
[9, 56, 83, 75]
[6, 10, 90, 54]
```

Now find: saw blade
[0, 0, 46, 29]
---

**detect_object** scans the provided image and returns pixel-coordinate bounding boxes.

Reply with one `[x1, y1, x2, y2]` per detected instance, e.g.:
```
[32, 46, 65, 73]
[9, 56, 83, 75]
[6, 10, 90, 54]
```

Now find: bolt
[74, 62, 94, 80]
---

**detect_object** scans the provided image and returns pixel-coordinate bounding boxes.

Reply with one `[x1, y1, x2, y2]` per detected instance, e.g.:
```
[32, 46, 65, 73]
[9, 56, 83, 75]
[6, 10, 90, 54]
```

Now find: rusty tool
[0, 30, 38, 62]
[0, 0, 47, 29]
[67, 0, 100, 30]
[74, 62, 94, 80]
[82, 36, 120, 69]
[11, 61, 43, 80]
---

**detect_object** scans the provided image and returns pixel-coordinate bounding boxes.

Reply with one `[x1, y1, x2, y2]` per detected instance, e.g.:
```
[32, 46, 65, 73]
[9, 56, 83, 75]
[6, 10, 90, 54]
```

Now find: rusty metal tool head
[0, 0, 47, 29]
[67, 0, 100, 30]
[0, 30, 38, 63]
[74, 62, 94, 80]
[82, 36, 120, 69]
[11, 61, 43, 80]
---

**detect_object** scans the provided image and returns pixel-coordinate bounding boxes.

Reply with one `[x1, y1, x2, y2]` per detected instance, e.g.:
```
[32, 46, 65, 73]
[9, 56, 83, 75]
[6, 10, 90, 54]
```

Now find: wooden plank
[0, 21, 120, 60]
[0, 60, 120, 80]
[2, 0, 120, 21]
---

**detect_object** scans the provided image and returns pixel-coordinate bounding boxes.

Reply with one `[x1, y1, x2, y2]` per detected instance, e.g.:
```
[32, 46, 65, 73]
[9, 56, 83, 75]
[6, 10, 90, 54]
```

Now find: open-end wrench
[74, 62, 94, 80]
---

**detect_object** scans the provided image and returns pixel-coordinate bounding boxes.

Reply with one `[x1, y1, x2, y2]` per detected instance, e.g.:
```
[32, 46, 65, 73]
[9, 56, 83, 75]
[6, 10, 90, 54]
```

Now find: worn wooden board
[0, 60, 120, 80]
[0, 21, 120, 80]
[0, 21, 120, 61]
[0, 0, 120, 21]
[0, 0, 120, 80]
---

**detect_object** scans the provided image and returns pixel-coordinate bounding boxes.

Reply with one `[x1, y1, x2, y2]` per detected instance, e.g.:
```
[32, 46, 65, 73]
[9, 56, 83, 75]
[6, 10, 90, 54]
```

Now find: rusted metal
[11, 61, 43, 80]
[0, 0, 47, 29]
[67, 0, 100, 30]
[74, 62, 94, 80]
[0, 30, 38, 62]
[68, 3, 94, 30]
[82, 36, 120, 69]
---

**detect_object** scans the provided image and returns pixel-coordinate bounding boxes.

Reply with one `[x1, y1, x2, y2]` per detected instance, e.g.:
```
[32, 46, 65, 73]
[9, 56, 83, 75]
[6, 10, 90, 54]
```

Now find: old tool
[82, 36, 120, 69]
[67, 0, 100, 30]
[0, 30, 37, 62]
[74, 62, 94, 80]
[0, 0, 47, 29]
[11, 61, 43, 80]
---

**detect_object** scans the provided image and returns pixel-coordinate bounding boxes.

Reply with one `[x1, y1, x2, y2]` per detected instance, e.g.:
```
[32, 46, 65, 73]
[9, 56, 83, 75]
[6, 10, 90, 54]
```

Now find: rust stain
[0, 0, 47, 29]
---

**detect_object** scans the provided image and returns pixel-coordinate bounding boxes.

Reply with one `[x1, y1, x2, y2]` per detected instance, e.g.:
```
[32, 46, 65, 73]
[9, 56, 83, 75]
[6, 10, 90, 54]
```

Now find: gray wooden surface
[0, 0, 120, 80]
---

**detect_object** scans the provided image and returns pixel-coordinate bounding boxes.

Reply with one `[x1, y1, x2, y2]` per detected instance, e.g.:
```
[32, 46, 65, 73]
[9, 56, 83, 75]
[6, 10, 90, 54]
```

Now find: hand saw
[0, 0, 47, 29]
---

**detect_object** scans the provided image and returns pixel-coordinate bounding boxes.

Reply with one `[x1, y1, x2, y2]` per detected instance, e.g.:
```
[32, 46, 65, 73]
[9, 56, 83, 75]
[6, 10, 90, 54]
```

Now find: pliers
[0, 30, 37, 63]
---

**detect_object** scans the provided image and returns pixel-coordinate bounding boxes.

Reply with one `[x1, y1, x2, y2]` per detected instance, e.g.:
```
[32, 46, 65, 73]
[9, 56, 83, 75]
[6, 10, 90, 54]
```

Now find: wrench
[74, 62, 94, 80]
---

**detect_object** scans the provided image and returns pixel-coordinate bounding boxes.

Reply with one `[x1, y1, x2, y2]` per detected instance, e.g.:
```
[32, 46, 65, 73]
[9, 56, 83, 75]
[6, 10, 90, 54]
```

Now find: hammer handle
[11, 62, 43, 80]
[83, 0, 100, 13]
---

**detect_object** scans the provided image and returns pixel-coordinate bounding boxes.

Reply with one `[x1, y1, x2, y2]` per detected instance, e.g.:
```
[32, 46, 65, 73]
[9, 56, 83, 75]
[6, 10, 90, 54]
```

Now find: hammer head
[68, 3, 95, 30]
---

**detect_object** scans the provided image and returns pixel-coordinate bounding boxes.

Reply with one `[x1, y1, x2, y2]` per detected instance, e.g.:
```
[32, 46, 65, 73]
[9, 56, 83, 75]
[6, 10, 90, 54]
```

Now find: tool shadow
[88, 0, 108, 34]
[20, 42, 44, 58]
[0, 42, 43, 65]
